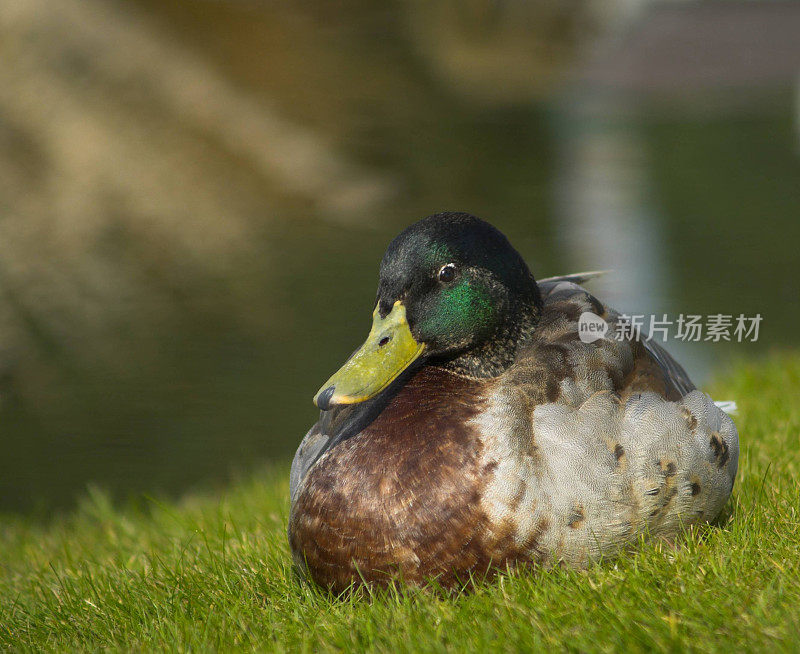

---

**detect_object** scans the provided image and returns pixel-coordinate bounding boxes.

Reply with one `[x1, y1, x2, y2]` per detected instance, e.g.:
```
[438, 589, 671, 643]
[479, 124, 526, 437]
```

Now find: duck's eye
[437, 263, 456, 283]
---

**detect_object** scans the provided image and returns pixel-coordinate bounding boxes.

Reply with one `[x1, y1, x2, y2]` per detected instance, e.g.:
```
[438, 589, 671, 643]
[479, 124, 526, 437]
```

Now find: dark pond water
[1, 0, 798, 515]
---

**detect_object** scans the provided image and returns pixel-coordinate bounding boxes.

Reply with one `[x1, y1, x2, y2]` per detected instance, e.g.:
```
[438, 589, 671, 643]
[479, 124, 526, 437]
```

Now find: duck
[288, 211, 739, 593]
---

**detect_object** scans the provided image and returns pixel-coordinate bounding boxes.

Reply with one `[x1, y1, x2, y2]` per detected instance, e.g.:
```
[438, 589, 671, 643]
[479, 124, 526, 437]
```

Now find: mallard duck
[288, 212, 738, 592]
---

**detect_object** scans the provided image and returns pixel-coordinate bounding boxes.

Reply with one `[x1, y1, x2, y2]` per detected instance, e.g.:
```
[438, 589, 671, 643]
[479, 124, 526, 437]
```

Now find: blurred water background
[1, 0, 798, 514]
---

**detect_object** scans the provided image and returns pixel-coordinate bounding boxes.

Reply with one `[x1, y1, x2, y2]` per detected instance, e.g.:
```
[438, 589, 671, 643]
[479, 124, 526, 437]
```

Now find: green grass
[2, 354, 800, 652]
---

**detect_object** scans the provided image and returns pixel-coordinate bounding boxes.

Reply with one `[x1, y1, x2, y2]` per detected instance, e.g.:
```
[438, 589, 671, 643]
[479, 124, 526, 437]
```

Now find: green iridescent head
[314, 212, 542, 410]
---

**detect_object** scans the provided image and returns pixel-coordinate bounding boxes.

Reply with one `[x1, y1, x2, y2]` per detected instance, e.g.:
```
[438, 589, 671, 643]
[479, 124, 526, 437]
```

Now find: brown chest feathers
[288, 367, 538, 593]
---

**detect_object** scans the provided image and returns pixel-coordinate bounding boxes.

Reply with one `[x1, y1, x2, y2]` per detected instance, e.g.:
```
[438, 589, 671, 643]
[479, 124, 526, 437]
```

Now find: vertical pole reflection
[554, 94, 710, 383]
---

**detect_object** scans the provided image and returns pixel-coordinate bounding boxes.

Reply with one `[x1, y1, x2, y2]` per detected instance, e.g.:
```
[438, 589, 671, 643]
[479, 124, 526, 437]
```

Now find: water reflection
[555, 100, 705, 380]
[0, 0, 798, 514]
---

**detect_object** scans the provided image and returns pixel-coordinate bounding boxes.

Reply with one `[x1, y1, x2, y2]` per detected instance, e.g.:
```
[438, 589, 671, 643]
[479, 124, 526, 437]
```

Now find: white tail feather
[714, 401, 738, 415]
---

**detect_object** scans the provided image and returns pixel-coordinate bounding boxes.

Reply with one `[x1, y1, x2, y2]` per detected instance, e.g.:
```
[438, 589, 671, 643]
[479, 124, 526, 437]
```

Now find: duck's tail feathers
[714, 400, 738, 415]
[538, 270, 610, 286]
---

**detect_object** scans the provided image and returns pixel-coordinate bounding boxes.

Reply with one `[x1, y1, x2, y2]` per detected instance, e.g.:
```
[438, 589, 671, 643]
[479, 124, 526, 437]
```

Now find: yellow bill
[313, 301, 425, 410]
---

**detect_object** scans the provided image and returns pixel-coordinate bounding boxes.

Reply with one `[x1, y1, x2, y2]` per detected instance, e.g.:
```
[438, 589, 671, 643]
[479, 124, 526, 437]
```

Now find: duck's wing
[641, 337, 696, 396]
[536, 274, 696, 397]
[290, 404, 369, 504]
[290, 418, 330, 504]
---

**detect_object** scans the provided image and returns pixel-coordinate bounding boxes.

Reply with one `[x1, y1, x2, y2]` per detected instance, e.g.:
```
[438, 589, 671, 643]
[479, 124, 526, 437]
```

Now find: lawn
[2, 354, 799, 652]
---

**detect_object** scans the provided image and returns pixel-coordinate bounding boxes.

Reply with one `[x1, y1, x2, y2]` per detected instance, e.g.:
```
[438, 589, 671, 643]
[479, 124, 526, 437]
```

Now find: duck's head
[314, 212, 542, 410]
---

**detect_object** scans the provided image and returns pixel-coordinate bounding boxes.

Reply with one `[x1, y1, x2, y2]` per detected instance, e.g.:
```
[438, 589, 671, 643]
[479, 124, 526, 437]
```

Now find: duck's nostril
[379, 336, 391, 347]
